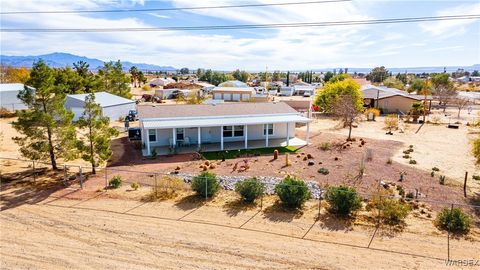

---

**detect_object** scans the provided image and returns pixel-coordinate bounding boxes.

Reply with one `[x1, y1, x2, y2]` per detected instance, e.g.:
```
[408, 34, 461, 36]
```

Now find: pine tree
[76, 93, 119, 174]
[98, 61, 131, 98]
[12, 60, 77, 170]
[286, 71, 290, 86]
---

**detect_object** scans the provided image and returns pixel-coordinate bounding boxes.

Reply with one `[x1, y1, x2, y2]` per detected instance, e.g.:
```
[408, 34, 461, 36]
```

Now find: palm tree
[129, 66, 139, 87]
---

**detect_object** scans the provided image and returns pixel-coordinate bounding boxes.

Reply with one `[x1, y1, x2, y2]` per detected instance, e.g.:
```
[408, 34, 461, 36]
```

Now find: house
[138, 102, 311, 156]
[292, 83, 317, 97]
[361, 85, 432, 114]
[65, 92, 136, 121]
[0, 83, 34, 111]
[154, 88, 191, 99]
[149, 77, 176, 87]
[211, 80, 255, 101]
[194, 82, 216, 93]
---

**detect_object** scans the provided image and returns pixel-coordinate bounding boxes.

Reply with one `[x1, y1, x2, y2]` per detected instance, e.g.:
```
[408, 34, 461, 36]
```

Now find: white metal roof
[142, 114, 310, 129]
[0, 83, 34, 92]
[67, 91, 135, 107]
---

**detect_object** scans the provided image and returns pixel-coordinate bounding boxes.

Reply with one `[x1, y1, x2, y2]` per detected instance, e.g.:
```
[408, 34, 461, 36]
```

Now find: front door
[176, 128, 185, 142]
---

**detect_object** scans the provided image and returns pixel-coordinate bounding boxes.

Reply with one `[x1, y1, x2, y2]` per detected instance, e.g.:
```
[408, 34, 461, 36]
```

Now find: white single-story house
[149, 77, 176, 87]
[65, 92, 136, 121]
[0, 83, 34, 111]
[292, 83, 317, 97]
[361, 85, 432, 114]
[138, 102, 311, 156]
[154, 88, 192, 99]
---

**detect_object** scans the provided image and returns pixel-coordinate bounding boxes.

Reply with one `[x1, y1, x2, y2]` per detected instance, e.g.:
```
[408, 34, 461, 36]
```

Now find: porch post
[286, 122, 290, 146]
[146, 128, 151, 155]
[197, 127, 201, 149]
[244, 125, 248, 149]
[265, 124, 269, 147]
[306, 122, 310, 145]
[220, 126, 224, 150]
[172, 128, 176, 148]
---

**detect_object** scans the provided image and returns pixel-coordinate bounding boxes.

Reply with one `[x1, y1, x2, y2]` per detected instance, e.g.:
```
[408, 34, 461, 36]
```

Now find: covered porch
[140, 114, 311, 156]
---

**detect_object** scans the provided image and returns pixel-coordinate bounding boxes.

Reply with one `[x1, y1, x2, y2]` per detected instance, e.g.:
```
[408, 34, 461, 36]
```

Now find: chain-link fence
[2, 156, 479, 261]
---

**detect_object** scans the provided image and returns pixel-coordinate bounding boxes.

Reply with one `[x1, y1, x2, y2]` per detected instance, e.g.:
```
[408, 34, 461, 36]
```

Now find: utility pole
[423, 78, 430, 123]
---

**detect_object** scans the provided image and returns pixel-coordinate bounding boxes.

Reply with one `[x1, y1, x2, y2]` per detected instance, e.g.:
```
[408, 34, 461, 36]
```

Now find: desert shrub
[432, 167, 440, 172]
[235, 177, 265, 203]
[364, 108, 380, 118]
[379, 199, 410, 224]
[142, 84, 151, 91]
[317, 167, 329, 175]
[473, 175, 480, 181]
[409, 159, 417, 164]
[402, 155, 410, 159]
[409, 145, 414, 149]
[435, 207, 471, 234]
[386, 158, 392, 165]
[439, 175, 446, 185]
[108, 176, 122, 189]
[325, 185, 362, 216]
[0, 107, 16, 118]
[274, 176, 311, 209]
[430, 171, 435, 177]
[191, 171, 220, 197]
[319, 142, 332, 151]
[384, 114, 398, 131]
[430, 114, 442, 125]
[151, 148, 157, 158]
[396, 185, 405, 197]
[403, 150, 410, 154]
[153, 175, 187, 199]
[131, 182, 140, 191]
[405, 192, 415, 199]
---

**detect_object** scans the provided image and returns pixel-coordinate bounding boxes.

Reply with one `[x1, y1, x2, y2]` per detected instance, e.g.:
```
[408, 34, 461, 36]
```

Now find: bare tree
[452, 97, 471, 118]
[333, 95, 362, 141]
[431, 74, 457, 112]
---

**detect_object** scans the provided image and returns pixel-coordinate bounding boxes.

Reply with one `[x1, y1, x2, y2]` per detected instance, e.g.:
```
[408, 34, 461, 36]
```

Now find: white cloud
[148, 13, 171, 19]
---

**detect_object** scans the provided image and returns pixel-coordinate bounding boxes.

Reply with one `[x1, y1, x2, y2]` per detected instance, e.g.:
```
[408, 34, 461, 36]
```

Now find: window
[148, 129, 156, 142]
[233, 125, 244, 137]
[176, 128, 184, 141]
[223, 126, 233, 137]
[263, 124, 273, 136]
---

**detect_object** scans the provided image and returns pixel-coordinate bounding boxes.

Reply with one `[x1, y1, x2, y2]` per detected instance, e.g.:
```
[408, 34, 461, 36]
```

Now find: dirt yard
[1, 177, 479, 270]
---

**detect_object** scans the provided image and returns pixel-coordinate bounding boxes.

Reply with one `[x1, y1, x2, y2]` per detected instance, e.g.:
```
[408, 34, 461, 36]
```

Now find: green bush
[409, 159, 417, 164]
[319, 142, 332, 151]
[472, 175, 480, 181]
[379, 199, 410, 224]
[274, 176, 311, 208]
[396, 185, 405, 197]
[325, 185, 362, 216]
[108, 176, 122, 189]
[436, 208, 471, 234]
[403, 150, 410, 154]
[131, 182, 140, 191]
[235, 177, 265, 203]
[191, 171, 220, 197]
[317, 167, 329, 175]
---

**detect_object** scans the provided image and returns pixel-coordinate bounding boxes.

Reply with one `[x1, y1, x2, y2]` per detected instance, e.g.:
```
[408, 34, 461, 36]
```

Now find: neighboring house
[138, 102, 311, 156]
[154, 88, 191, 99]
[211, 87, 256, 101]
[361, 85, 432, 114]
[218, 80, 248, 88]
[0, 83, 33, 111]
[65, 92, 136, 121]
[292, 83, 317, 97]
[194, 82, 216, 93]
[149, 77, 176, 87]
[280, 99, 312, 116]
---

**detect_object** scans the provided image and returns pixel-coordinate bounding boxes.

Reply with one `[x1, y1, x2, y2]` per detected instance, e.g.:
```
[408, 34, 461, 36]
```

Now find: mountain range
[1, 52, 478, 74]
[0, 52, 176, 72]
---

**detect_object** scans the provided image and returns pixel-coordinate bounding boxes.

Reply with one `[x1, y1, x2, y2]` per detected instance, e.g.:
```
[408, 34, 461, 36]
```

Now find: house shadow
[223, 199, 259, 217]
[262, 201, 304, 223]
[317, 211, 355, 232]
[0, 168, 67, 211]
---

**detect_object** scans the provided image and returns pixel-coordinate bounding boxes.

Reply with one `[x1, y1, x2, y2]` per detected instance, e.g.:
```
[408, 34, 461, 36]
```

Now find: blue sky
[1, 0, 479, 70]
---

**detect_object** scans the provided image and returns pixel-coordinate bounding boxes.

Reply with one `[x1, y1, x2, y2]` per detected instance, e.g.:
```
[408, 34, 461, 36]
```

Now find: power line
[1, 15, 479, 32]
[0, 0, 351, 15]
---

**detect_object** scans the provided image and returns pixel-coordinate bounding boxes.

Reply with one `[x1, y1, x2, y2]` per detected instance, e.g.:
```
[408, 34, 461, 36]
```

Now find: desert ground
[1, 106, 480, 269]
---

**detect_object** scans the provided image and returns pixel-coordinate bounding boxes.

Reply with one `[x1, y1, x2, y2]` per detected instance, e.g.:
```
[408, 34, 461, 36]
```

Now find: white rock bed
[172, 172, 324, 199]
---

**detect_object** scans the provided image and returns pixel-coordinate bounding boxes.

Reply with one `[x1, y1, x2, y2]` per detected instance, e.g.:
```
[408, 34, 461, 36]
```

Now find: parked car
[126, 110, 138, 121]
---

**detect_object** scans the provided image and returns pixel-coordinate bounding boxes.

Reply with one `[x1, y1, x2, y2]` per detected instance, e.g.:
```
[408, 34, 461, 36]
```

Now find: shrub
[406, 191, 415, 199]
[319, 142, 332, 151]
[432, 167, 440, 172]
[235, 177, 265, 203]
[108, 176, 122, 189]
[396, 185, 405, 197]
[409, 145, 414, 149]
[142, 84, 151, 91]
[317, 167, 329, 175]
[409, 159, 417, 164]
[379, 199, 410, 225]
[473, 175, 480, 181]
[151, 148, 157, 158]
[403, 150, 410, 154]
[131, 182, 140, 191]
[402, 155, 410, 159]
[430, 171, 435, 177]
[435, 208, 471, 234]
[191, 171, 220, 197]
[386, 158, 392, 165]
[325, 185, 362, 216]
[274, 176, 311, 208]
[364, 108, 380, 118]
[153, 175, 187, 199]
[439, 175, 446, 185]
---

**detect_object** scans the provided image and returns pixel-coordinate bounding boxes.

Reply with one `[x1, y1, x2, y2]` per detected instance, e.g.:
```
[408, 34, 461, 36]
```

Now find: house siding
[378, 96, 420, 114]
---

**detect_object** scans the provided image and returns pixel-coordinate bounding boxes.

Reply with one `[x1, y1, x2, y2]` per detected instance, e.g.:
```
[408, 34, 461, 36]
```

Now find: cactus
[439, 175, 446, 185]
[285, 153, 290, 166]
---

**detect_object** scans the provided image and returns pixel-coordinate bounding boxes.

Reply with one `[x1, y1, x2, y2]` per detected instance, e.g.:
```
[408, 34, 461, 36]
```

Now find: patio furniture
[183, 137, 191, 146]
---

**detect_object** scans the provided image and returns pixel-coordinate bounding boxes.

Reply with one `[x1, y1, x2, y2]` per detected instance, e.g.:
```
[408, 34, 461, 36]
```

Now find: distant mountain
[310, 65, 480, 74]
[0, 52, 176, 72]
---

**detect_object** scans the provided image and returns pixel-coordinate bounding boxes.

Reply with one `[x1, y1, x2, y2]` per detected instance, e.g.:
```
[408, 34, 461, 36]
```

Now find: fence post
[32, 160, 36, 183]
[317, 195, 322, 220]
[104, 167, 108, 188]
[154, 173, 158, 197]
[79, 166, 83, 189]
[63, 165, 67, 186]
[463, 171, 468, 198]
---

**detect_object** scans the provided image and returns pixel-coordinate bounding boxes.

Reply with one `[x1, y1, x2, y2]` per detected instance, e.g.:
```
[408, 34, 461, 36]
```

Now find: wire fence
[1, 156, 479, 262]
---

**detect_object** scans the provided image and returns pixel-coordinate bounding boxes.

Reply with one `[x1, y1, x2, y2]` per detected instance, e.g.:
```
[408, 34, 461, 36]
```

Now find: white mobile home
[138, 102, 311, 156]
[0, 83, 34, 111]
[65, 92, 136, 121]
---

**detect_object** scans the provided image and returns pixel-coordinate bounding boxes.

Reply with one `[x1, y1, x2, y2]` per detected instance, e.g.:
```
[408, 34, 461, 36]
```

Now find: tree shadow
[262, 201, 304, 223]
[376, 222, 407, 238]
[174, 194, 206, 211]
[317, 211, 355, 232]
[223, 199, 259, 217]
